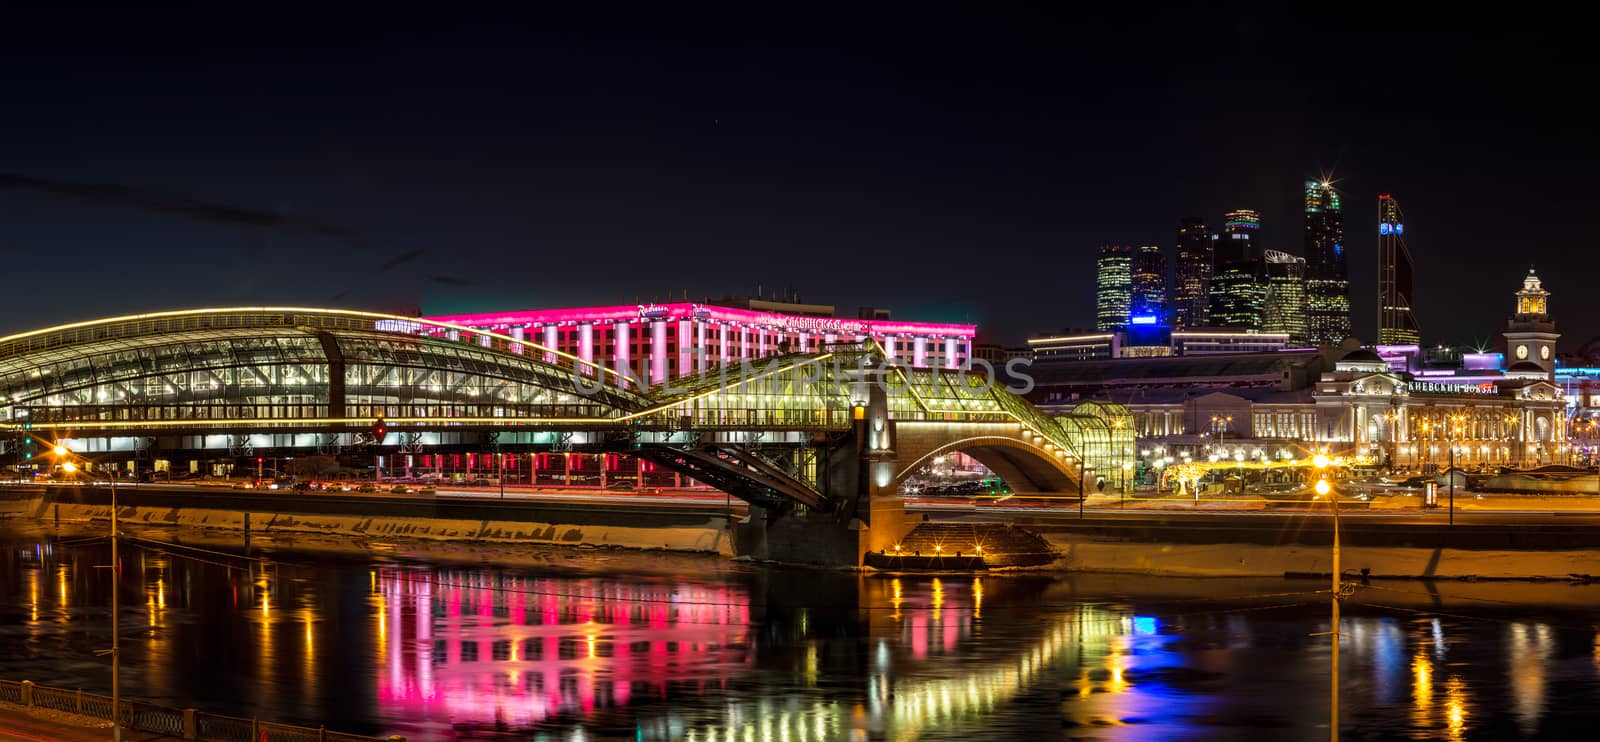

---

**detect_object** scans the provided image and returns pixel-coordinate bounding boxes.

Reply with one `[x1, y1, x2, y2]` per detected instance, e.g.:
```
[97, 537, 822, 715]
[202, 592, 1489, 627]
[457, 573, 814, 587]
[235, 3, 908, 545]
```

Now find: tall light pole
[1313, 452, 1338, 742]
[1449, 415, 1465, 526]
[60, 448, 120, 742]
[1120, 462, 1132, 508]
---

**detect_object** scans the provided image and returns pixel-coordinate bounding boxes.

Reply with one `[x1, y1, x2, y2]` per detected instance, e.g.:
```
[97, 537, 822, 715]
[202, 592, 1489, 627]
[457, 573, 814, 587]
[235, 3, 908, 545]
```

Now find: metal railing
[0, 678, 402, 742]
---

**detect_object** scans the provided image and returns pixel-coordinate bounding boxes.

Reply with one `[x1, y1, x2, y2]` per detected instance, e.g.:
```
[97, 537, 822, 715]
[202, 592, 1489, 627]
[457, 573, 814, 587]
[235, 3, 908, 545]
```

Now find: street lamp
[1120, 461, 1132, 507]
[1210, 414, 1232, 446]
[1448, 415, 1465, 526]
[1312, 451, 1340, 741]
[56, 445, 122, 742]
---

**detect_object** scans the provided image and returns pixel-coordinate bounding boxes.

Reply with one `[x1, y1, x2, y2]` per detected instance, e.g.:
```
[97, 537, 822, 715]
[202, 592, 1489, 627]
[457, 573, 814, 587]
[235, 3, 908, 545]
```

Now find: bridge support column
[733, 377, 917, 567]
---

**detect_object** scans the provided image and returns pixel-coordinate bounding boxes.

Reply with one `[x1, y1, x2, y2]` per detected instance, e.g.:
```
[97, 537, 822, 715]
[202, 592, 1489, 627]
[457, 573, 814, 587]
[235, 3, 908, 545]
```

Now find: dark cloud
[0, 173, 366, 249]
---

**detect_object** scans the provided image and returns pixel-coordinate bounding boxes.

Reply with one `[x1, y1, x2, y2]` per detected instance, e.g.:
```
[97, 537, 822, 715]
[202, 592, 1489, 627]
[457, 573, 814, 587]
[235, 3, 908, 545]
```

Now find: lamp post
[1120, 462, 1132, 508]
[1313, 452, 1338, 742]
[1077, 458, 1086, 520]
[1448, 415, 1465, 526]
[1211, 414, 1232, 447]
[58, 447, 121, 742]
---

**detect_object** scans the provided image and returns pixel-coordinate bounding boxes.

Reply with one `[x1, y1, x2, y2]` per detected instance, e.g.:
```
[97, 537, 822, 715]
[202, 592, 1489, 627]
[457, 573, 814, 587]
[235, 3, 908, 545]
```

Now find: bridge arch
[891, 426, 1084, 494]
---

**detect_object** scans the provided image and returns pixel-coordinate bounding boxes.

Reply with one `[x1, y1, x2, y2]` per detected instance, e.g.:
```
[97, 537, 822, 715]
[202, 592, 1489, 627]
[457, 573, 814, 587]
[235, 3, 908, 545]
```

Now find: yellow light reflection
[891, 578, 903, 621]
[1444, 675, 1469, 742]
[971, 577, 982, 620]
[28, 568, 39, 622]
[931, 578, 943, 611]
[56, 565, 69, 608]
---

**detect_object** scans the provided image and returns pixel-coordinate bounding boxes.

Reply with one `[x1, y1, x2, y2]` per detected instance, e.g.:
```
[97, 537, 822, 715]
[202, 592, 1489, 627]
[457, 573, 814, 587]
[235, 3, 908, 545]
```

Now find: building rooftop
[1029, 350, 1325, 387]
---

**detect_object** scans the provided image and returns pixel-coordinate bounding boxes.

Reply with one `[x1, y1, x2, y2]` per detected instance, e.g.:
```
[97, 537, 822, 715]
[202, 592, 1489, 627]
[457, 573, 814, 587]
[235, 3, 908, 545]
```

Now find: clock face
[1540, 346, 1551, 360]
[1516, 344, 1529, 360]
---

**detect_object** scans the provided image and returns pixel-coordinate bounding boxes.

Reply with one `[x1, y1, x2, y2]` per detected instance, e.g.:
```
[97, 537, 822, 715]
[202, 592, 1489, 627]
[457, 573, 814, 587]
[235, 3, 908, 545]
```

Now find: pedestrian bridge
[0, 307, 1130, 515]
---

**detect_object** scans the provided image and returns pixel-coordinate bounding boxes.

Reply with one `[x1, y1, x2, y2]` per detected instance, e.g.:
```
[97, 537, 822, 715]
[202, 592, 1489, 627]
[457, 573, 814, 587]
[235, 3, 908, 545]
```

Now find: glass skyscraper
[1377, 193, 1420, 345]
[1172, 217, 1212, 329]
[1130, 245, 1168, 322]
[1262, 249, 1308, 344]
[1095, 244, 1133, 332]
[1303, 180, 1351, 345]
[1207, 209, 1265, 331]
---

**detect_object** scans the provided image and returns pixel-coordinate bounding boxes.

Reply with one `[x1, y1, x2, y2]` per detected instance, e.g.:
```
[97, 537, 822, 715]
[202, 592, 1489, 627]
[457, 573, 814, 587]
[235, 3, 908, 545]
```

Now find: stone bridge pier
[736, 403, 1082, 568]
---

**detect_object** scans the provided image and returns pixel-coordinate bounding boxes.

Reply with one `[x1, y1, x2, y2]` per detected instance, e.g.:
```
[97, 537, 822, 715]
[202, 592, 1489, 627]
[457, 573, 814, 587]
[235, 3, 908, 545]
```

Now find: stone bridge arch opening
[891, 428, 1084, 494]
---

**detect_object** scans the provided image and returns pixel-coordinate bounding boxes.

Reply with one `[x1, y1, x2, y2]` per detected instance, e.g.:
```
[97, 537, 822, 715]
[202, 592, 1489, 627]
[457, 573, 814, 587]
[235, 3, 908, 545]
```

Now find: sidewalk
[0, 702, 176, 741]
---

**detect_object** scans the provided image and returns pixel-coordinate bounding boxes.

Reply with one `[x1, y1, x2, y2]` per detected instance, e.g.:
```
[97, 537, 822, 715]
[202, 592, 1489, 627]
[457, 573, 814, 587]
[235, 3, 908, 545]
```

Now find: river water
[2, 523, 1599, 741]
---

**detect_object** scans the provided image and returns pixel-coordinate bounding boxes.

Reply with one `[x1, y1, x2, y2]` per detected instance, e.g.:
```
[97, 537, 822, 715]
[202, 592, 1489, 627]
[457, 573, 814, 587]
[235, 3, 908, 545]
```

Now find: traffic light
[372, 418, 387, 444]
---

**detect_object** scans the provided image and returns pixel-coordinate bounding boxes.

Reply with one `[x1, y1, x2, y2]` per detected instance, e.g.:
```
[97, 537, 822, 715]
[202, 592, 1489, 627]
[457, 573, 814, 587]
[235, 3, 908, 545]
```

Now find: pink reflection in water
[376, 568, 751, 731]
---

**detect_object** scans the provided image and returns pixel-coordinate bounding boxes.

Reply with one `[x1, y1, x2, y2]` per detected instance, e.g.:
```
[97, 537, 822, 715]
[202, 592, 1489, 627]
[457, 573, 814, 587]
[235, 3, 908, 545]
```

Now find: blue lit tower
[1303, 180, 1350, 344]
[1377, 193, 1420, 345]
[1130, 245, 1168, 322]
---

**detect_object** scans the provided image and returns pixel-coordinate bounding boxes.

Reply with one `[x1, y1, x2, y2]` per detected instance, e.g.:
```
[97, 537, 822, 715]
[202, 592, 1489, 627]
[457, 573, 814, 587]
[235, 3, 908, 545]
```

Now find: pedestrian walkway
[0, 702, 175, 741]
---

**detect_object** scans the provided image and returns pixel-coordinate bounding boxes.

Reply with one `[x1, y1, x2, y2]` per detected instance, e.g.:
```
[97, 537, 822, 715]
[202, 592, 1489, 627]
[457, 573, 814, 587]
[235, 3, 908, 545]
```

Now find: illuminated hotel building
[1206, 209, 1264, 331]
[1129, 245, 1168, 322]
[428, 299, 975, 385]
[1172, 217, 1213, 330]
[1261, 250, 1308, 345]
[1095, 245, 1133, 332]
[1304, 180, 1351, 345]
[1377, 193, 1421, 345]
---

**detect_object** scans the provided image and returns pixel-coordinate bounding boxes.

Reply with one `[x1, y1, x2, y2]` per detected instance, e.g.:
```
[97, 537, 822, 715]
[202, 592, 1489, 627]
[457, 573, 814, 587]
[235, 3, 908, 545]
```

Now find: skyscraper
[1377, 193, 1421, 345]
[1208, 209, 1264, 330]
[1172, 217, 1212, 329]
[1095, 244, 1132, 332]
[1303, 180, 1351, 345]
[1130, 245, 1168, 322]
[1262, 249, 1308, 343]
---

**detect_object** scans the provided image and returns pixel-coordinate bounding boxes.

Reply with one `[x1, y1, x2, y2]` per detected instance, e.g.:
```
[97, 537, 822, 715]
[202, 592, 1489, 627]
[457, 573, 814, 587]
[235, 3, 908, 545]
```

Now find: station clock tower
[1503, 268, 1559, 378]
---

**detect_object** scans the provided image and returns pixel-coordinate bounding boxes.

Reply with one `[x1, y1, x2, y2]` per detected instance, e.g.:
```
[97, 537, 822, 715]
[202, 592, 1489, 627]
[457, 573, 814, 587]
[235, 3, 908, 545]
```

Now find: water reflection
[3, 531, 1600, 740]
[376, 567, 752, 734]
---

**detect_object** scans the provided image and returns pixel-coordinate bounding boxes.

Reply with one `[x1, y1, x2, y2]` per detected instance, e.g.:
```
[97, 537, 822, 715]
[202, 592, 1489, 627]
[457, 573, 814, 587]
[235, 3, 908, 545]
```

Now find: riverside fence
[0, 678, 403, 742]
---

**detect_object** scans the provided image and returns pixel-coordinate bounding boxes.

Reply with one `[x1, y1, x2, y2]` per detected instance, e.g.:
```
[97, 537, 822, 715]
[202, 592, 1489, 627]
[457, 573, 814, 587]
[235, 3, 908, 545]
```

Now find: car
[355, 483, 378, 493]
[390, 485, 412, 494]
[606, 480, 639, 491]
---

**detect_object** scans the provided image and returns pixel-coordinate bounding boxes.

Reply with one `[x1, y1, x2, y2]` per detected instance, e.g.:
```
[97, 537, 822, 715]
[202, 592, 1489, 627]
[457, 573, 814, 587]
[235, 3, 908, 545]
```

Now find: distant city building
[1095, 244, 1133, 332]
[1028, 327, 1287, 361]
[1303, 180, 1351, 345]
[1172, 217, 1214, 330]
[972, 342, 1033, 366]
[1207, 209, 1264, 331]
[1376, 193, 1421, 345]
[1129, 245, 1168, 322]
[1261, 249, 1308, 345]
[1033, 272, 1573, 469]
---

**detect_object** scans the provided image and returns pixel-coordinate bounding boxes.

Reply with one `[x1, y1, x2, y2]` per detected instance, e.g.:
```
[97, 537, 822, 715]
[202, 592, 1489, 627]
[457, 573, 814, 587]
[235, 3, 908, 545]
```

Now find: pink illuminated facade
[427, 303, 976, 384]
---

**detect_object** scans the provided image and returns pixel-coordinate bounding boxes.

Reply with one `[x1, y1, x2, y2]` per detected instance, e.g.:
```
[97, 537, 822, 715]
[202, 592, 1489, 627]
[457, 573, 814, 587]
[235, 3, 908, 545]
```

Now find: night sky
[2, 6, 1596, 348]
